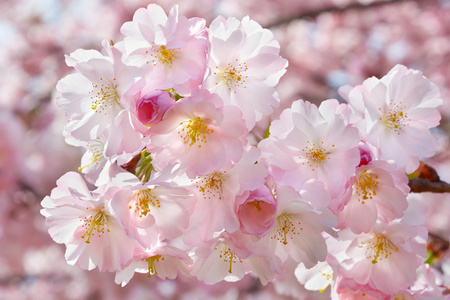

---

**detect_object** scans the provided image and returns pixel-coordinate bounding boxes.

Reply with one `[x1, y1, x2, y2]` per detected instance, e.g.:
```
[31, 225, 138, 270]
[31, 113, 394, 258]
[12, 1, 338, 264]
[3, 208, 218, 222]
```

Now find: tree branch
[267, 0, 418, 27]
[408, 162, 450, 193]
[408, 178, 450, 193]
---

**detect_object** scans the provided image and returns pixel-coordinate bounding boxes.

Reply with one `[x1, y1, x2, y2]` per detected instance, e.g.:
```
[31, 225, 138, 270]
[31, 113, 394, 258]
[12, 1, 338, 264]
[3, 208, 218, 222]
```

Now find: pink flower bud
[136, 90, 175, 126]
[237, 186, 277, 238]
[357, 143, 372, 167]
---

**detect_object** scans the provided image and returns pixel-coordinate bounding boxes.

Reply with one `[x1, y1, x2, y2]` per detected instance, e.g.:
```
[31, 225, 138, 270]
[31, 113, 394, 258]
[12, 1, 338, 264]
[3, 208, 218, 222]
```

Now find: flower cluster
[41, 4, 446, 298]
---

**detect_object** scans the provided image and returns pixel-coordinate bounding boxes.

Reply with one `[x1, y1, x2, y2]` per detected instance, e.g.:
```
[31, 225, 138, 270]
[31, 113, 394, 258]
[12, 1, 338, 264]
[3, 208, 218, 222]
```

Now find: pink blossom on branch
[203, 15, 288, 130]
[148, 89, 248, 178]
[337, 160, 410, 234]
[56, 41, 145, 157]
[259, 99, 360, 211]
[119, 4, 208, 92]
[345, 64, 443, 173]
[186, 146, 268, 241]
[340, 221, 427, 295]
[40, 172, 135, 272]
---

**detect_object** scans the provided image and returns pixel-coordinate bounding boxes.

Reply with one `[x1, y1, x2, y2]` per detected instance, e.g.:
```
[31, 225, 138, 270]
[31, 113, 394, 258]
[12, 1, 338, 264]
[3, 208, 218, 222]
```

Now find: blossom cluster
[41, 4, 446, 299]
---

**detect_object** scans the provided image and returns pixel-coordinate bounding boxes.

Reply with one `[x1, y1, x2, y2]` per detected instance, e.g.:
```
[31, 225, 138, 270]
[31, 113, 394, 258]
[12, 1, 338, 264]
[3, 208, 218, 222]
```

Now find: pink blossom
[109, 172, 194, 249]
[203, 15, 288, 130]
[259, 99, 360, 206]
[338, 160, 410, 234]
[341, 221, 428, 295]
[346, 64, 443, 173]
[186, 146, 267, 240]
[236, 185, 277, 238]
[114, 241, 192, 286]
[259, 185, 337, 268]
[190, 233, 249, 285]
[148, 89, 247, 178]
[40, 172, 135, 272]
[56, 41, 144, 157]
[189, 232, 275, 285]
[120, 4, 208, 92]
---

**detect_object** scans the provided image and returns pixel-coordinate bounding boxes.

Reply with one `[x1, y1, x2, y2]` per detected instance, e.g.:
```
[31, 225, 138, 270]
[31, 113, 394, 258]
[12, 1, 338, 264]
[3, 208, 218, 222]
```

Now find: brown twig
[267, 0, 418, 27]
[408, 178, 450, 193]
[120, 152, 142, 175]
[408, 162, 450, 193]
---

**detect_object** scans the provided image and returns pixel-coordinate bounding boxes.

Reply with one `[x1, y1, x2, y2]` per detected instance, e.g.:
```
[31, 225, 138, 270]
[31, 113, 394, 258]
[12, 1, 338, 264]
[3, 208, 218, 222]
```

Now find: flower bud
[357, 142, 372, 167]
[136, 90, 175, 126]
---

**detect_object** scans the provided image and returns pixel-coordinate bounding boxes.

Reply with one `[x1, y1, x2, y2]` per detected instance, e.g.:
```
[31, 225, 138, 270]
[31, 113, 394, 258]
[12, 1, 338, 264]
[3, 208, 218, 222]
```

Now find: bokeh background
[1, 0, 450, 299]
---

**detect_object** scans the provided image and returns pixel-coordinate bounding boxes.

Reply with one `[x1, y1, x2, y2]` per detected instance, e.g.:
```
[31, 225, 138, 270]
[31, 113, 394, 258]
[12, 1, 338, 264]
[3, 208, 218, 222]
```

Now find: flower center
[130, 189, 161, 218]
[380, 100, 408, 133]
[145, 254, 163, 278]
[249, 200, 263, 211]
[216, 243, 242, 274]
[354, 171, 379, 204]
[80, 207, 109, 244]
[90, 78, 120, 114]
[147, 44, 179, 67]
[179, 117, 214, 148]
[360, 235, 398, 264]
[214, 60, 248, 92]
[301, 141, 332, 171]
[272, 213, 302, 245]
[196, 170, 226, 200]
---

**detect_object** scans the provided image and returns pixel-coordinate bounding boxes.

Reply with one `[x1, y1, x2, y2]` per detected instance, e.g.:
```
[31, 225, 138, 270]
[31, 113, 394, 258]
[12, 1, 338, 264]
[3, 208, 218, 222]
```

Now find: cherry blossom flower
[258, 185, 337, 268]
[338, 160, 410, 234]
[203, 15, 288, 130]
[259, 99, 360, 208]
[346, 64, 443, 173]
[119, 4, 208, 91]
[190, 232, 277, 285]
[340, 221, 428, 295]
[40, 172, 135, 272]
[148, 89, 247, 178]
[190, 233, 250, 285]
[187, 146, 267, 240]
[115, 241, 192, 287]
[56, 41, 144, 157]
[109, 171, 194, 249]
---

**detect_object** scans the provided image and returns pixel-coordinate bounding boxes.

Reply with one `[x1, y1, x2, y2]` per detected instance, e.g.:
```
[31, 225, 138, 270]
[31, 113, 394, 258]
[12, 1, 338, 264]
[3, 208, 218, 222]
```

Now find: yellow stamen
[301, 141, 332, 171]
[355, 171, 379, 204]
[272, 213, 302, 245]
[217, 244, 242, 274]
[215, 60, 248, 92]
[359, 235, 398, 264]
[90, 78, 120, 114]
[147, 44, 180, 67]
[196, 171, 226, 200]
[379, 100, 408, 134]
[178, 117, 213, 147]
[130, 189, 161, 218]
[80, 208, 108, 244]
[146, 255, 162, 278]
